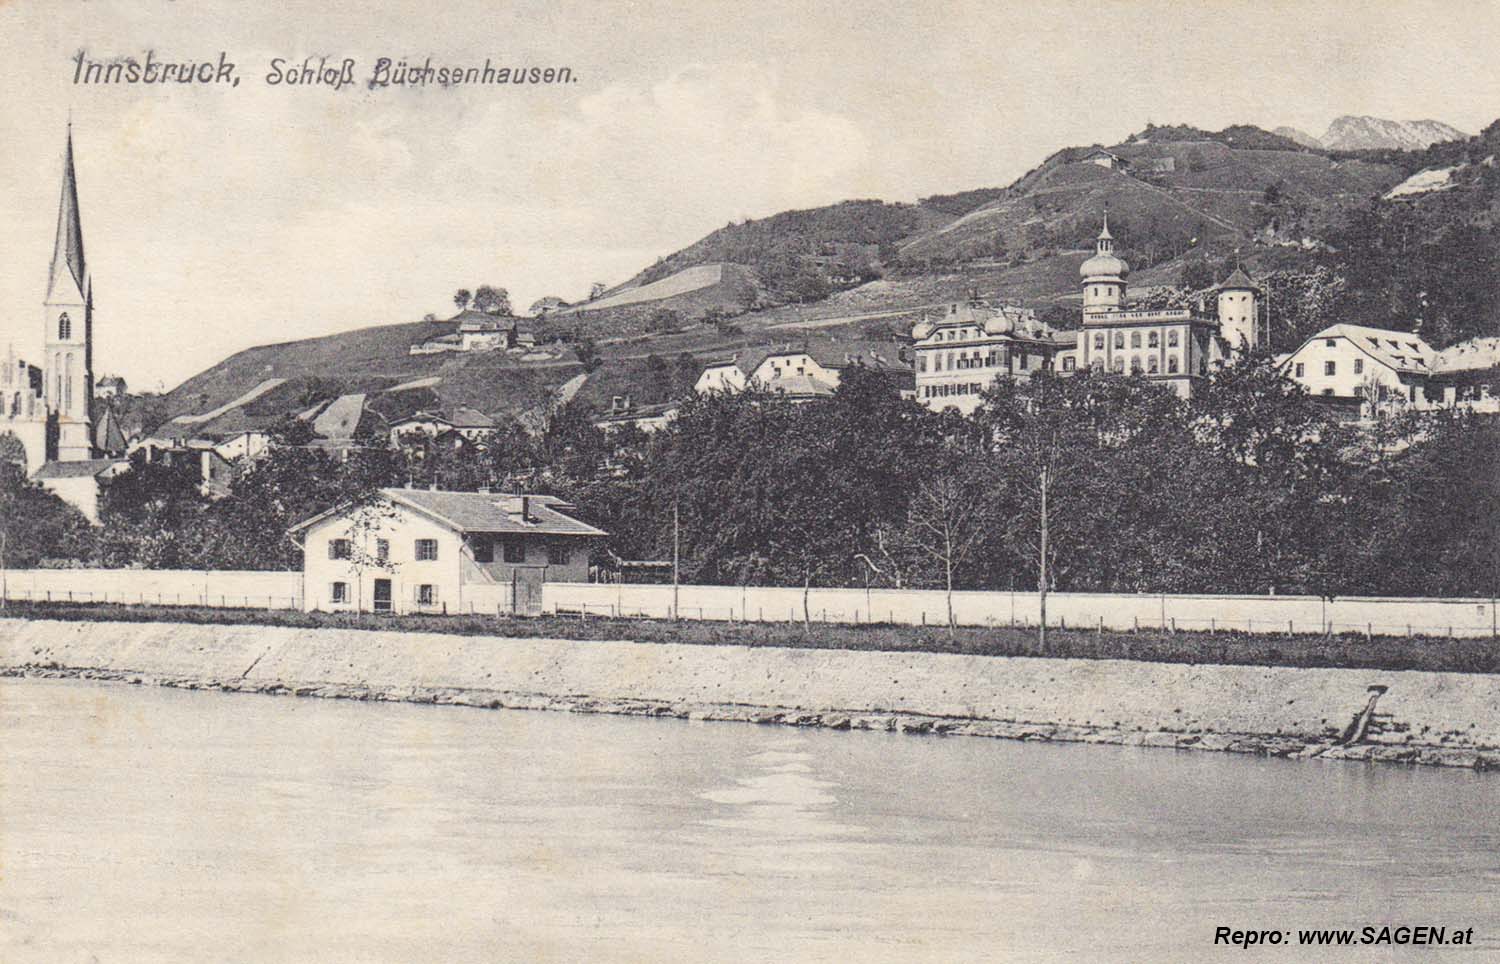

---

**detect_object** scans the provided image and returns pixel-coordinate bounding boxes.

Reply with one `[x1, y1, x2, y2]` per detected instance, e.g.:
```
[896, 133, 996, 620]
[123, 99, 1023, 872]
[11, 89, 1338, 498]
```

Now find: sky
[0, 0, 1496, 391]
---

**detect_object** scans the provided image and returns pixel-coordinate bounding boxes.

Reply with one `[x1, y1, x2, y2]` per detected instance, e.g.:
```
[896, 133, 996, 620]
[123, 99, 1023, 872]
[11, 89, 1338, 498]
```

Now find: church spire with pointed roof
[42, 124, 96, 462]
[47, 124, 89, 306]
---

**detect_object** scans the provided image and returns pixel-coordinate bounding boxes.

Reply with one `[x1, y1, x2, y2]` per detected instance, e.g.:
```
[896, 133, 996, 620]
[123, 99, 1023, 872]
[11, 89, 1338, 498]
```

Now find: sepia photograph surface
[1, 1, 1498, 960]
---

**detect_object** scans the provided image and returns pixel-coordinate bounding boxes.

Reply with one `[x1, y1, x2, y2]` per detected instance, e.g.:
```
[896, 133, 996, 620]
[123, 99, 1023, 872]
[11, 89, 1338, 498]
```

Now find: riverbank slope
[3, 618, 1498, 768]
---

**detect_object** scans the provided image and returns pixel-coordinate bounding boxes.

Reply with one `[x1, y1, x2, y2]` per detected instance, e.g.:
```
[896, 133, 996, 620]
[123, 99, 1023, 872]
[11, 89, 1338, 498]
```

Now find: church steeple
[42, 124, 95, 462]
[47, 124, 89, 306]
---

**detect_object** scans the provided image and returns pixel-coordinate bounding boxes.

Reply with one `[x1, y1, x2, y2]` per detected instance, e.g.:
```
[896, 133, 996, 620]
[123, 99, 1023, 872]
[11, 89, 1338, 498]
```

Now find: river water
[2, 678, 1497, 962]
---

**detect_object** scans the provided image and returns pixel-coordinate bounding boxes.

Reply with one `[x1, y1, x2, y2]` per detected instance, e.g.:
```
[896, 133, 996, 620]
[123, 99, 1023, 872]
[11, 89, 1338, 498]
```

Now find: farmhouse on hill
[290, 487, 607, 615]
[692, 341, 913, 402]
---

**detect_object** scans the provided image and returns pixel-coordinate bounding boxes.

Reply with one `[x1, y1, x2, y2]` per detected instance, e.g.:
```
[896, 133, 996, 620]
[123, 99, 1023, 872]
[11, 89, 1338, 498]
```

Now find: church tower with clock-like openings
[43, 124, 95, 462]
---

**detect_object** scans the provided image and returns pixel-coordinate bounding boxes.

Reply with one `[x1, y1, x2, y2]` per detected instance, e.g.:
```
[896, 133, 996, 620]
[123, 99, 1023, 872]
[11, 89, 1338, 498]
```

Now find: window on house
[1167, 356, 1179, 374]
[57, 313, 71, 340]
[415, 538, 438, 561]
[1063, 357, 1076, 372]
[1114, 332, 1125, 349]
[1324, 361, 1336, 376]
[547, 543, 571, 566]
[1130, 332, 1141, 349]
[503, 540, 526, 564]
[1111, 357, 1124, 373]
[1093, 333, 1104, 350]
[417, 584, 436, 606]
[1325, 339, 1337, 348]
[1130, 356, 1142, 374]
[331, 582, 349, 603]
[916, 356, 926, 372]
[328, 539, 351, 560]
[1322, 388, 1334, 396]
[1294, 362, 1305, 377]
[472, 537, 494, 563]
[1354, 358, 1364, 375]
[1168, 330, 1180, 347]
[1148, 356, 1159, 373]
[1148, 331, 1160, 348]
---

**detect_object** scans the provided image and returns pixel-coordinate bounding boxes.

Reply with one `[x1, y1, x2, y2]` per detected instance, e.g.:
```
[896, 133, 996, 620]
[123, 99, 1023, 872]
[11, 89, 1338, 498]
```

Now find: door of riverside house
[373, 579, 393, 614]
[512, 567, 545, 615]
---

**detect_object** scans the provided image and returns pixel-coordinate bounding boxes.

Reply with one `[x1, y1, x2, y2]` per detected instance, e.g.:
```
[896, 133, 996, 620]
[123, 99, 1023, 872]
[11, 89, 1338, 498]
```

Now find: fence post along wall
[541, 582, 1499, 639]
[0, 570, 1495, 638]
[2, 570, 304, 610]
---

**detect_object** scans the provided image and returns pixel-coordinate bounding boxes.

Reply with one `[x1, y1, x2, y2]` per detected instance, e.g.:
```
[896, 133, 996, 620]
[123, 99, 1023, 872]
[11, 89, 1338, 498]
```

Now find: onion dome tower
[1080, 212, 1129, 313]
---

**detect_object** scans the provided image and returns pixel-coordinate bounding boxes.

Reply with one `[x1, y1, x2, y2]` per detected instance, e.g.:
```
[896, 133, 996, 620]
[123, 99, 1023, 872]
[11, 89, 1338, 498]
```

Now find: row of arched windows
[1095, 355, 1181, 375]
[1091, 329, 1179, 351]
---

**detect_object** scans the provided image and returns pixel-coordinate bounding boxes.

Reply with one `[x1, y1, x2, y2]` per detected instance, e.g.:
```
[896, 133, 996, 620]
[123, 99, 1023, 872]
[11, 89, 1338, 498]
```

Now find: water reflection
[700, 736, 866, 839]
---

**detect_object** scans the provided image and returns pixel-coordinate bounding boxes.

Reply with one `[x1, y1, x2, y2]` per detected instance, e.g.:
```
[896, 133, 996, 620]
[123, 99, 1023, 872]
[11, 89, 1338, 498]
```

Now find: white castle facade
[913, 216, 1258, 413]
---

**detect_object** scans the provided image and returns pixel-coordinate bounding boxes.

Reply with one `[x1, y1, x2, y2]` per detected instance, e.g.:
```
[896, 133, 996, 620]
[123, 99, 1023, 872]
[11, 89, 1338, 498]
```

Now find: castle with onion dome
[911, 215, 1261, 413]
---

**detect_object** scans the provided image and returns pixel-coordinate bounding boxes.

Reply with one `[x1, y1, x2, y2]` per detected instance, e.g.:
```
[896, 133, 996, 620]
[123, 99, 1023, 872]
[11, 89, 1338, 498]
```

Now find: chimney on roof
[521, 494, 531, 523]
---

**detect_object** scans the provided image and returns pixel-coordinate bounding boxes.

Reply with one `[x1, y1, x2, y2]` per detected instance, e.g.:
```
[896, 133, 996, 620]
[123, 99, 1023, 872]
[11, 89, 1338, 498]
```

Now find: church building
[1, 127, 125, 521]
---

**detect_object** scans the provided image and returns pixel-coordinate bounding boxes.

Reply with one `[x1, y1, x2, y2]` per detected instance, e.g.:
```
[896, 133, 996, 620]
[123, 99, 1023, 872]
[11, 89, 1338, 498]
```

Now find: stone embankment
[3, 618, 1499, 769]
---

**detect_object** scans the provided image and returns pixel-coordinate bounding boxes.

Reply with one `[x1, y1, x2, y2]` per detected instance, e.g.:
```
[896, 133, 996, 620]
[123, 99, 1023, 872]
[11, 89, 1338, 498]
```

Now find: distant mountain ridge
[1272, 126, 1324, 149]
[1318, 116, 1468, 151]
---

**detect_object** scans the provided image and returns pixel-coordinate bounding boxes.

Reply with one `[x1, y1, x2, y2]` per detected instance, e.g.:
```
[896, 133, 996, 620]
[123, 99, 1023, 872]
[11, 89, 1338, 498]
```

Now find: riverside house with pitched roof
[289, 487, 607, 615]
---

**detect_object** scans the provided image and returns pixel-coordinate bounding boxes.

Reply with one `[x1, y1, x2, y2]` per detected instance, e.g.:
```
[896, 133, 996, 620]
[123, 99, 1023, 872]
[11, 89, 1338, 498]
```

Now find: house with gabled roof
[289, 487, 607, 615]
[31, 458, 129, 523]
[388, 407, 497, 448]
[693, 340, 912, 403]
[1278, 324, 1437, 411]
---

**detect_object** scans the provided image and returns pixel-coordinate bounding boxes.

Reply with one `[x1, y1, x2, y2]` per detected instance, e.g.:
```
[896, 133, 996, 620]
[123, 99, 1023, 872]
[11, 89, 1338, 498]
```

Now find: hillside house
[410, 309, 530, 355]
[458, 316, 517, 352]
[694, 358, 750, 394]
[1280, 326, 1499, 415]
[95, 375, 127, 399]
[529, 296, 569, 316]
[1279, 324, 1433, 409]
[694, 343, 911, 403]
[592, 396, 680, 433]
[290, 488, 607, 615]
[1082, 149, 1128, 170]
[388, 407, 497, 447]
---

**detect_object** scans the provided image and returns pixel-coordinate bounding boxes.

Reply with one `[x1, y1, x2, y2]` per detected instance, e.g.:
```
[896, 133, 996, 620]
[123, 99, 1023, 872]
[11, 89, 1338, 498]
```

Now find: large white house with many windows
[911, 301, 1072, 414]
[1279, 325, 1499, 415]
[290, 487, 606, 615]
